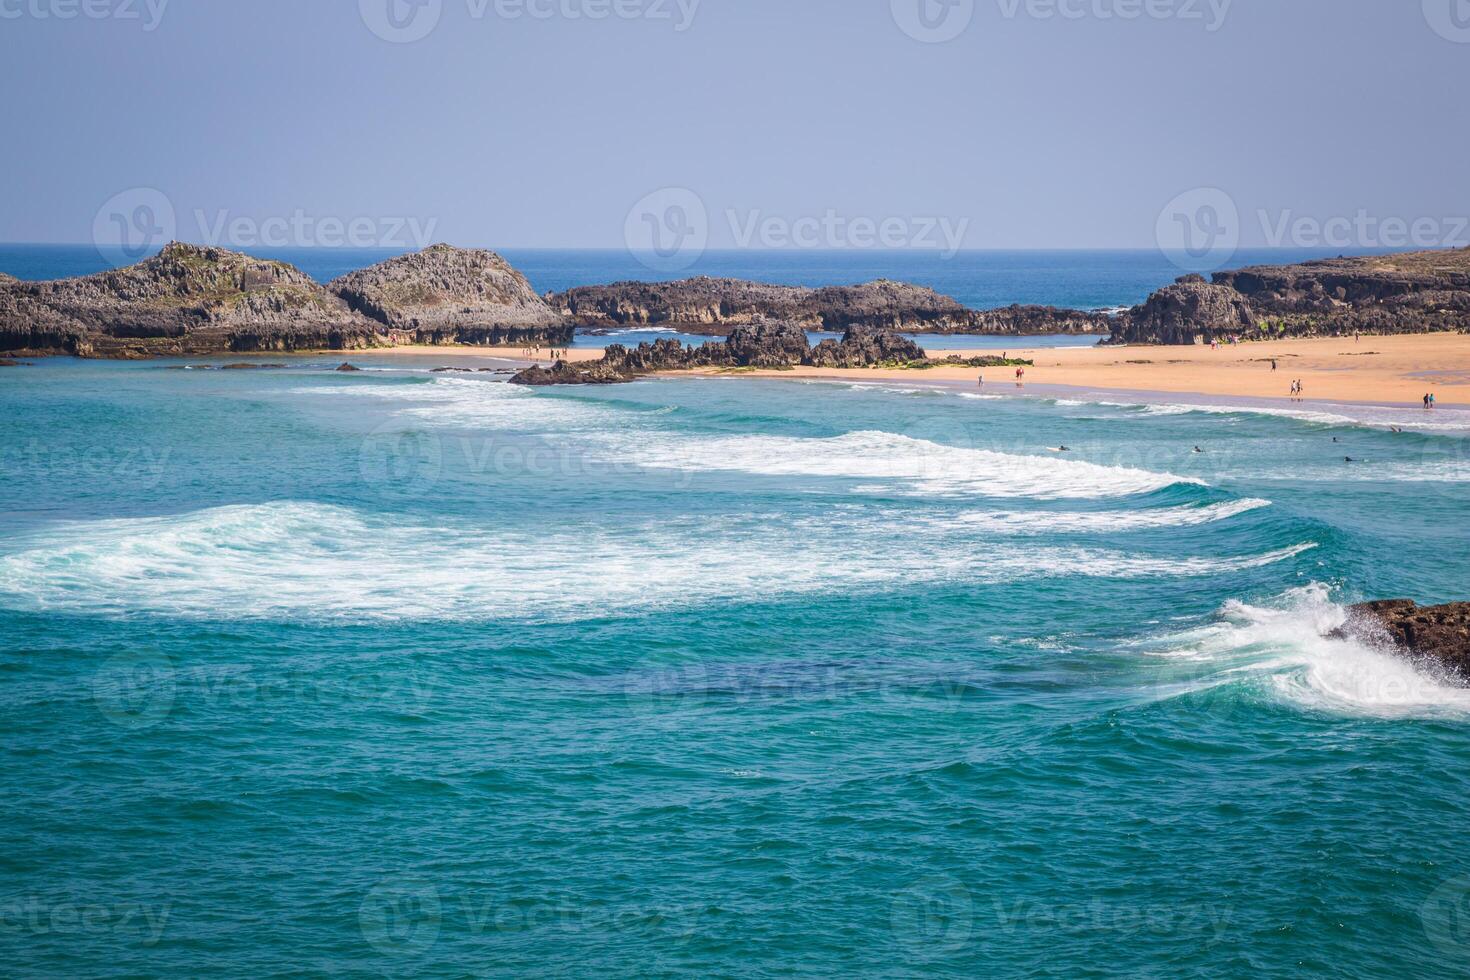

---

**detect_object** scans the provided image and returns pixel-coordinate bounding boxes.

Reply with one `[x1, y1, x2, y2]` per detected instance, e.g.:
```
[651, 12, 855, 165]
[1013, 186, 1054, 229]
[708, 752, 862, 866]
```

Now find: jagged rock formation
[0, 243, 573, 358]
[1118, 276, 1256, 345]
[510, 323, 928, 386]
[1106, 248, 1470, 345]
[807, 329, 925, 368]
[968, 304, 1115, 335]
[1336, 600, 1470, 680]
[329, 244, 572, 346]
[551, 277, 1101, 335]
[0, 243, 384, 357]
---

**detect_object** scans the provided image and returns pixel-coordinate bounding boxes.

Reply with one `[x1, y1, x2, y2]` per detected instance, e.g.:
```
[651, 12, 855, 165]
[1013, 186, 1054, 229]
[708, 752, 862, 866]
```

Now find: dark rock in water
[0, 358, 22, 367]
[335, 363, 362, 372]
[510, 359, 633, 386]
[509, 321, 928, 385]
[219, 362, 287, 370]
[329, 244, 573, 347]
[1336, 600, 1470, 679]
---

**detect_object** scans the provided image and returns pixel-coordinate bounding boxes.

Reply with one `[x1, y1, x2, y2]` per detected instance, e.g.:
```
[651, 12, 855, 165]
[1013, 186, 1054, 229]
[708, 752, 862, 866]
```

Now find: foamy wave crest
[298, 377, 617, 430]
[626, 430, 1201, 499]
[0, 503, 1309, 624]
[1139, 584, 1470, 720]
[1057, 393, 1470, 433]
[950, 498, 1271, 534]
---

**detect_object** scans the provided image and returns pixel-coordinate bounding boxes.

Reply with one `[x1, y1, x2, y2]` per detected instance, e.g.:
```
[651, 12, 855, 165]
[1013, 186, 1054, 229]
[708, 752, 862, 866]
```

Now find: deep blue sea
[3, 248, 1470, 977]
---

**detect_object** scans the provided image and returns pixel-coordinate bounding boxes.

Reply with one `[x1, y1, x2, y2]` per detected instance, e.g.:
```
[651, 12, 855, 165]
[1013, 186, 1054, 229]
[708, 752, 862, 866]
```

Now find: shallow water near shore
[2, 358, 1469, 976]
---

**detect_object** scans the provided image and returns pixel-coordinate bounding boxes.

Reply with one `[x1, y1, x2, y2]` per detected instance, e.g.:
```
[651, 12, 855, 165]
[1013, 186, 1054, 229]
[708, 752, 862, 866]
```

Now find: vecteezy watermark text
[1259, 209, 1470, 250]
[892, 0, 1231, 42]
[0, 897, 171, 946]
[728, 209, 970, 256]
[359, 0, 699, 43]
[193, 209, 439, 249]
[624, 187, 971, 272]
[0, 0, 168, 30]
[995, 0, 1231, 30]
[1157, 187, 1470, 273]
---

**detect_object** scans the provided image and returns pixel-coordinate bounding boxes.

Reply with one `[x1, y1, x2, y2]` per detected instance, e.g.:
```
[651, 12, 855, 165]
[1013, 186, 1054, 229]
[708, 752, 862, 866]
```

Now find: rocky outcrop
[968, 304, 1115, 335]
[550, 277, 1096, 335]
[1108, 248, 1470, 345]
[807, 329, 925, 368]
[510, 324, 928, 386]
[1116, 275, 1256, 345]
[329, 244, 572, 346]
[1336, 600, 1470, 680]
[1, 242, 386, 357]
[0, 242, 574, 359]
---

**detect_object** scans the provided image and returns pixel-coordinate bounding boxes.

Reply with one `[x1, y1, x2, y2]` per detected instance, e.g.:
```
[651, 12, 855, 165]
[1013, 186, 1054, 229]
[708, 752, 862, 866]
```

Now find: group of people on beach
[1424, 392, 1437, 409]
[521, 344, 568, 362]
[1289, 379, 1305, 399]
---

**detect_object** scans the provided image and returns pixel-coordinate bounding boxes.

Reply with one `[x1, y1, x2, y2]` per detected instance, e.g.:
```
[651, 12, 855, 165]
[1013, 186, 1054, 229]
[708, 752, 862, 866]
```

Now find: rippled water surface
[2, 358, 1469, 976]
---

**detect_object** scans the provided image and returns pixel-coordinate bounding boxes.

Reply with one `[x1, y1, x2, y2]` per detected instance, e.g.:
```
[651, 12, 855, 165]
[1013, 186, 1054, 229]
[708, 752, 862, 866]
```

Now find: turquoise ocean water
[3, 250, 1470, 976]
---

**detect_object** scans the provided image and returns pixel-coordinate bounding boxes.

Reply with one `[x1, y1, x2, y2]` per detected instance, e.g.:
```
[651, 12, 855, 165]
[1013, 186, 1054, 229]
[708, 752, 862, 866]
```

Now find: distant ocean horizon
[0, 243, 1406, 313]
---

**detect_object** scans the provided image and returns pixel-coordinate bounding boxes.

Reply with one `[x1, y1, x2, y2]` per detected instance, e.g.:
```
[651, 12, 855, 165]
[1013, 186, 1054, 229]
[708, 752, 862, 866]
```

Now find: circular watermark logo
[359, 423, 444, 496]
[1421, 875, 1470, 959]
[359, 878, 442, 956]
[1423, 0, 1470, 42]
[1156, 187, 1239, 274]
[92, 650, 177, 731]
[92, 188, 176, 269]
[625, 187, 708, 273]
[359, 0, 443, 43]
[891, 0, 975, 42]
[890, 874, 973, 960]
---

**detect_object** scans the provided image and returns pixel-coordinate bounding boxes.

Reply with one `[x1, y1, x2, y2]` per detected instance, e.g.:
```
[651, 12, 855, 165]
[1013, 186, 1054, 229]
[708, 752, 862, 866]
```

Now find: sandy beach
[366, 333, 1468, 408]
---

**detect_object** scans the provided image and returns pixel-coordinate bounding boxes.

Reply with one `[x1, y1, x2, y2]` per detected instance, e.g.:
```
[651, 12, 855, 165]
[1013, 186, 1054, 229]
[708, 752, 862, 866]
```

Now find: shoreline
[364, 333, 1467, 409]
[681, 332, 1468, 409]
[22, 334, 1462, 414]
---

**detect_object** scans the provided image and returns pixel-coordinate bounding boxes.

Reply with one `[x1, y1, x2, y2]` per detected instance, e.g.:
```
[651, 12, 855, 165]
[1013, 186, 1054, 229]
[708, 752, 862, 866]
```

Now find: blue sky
[1, 0, 1466, 251]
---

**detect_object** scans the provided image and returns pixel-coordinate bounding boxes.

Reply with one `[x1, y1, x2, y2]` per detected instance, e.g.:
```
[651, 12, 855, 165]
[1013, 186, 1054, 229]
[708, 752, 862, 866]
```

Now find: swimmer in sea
[1192, 446, 1204, 454]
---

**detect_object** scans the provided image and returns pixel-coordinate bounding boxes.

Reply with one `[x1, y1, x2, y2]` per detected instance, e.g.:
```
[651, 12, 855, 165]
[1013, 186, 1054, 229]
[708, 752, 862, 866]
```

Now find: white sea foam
[948, 498, 1271, 534]
[1052, 392, 1470, 433]
[1139, 584, 1470, 720]
[0, 502, 1312, 624]
[297, 376, 618, 431]
[623, 430, 1201, 499]
[291, 378, 1208, 498]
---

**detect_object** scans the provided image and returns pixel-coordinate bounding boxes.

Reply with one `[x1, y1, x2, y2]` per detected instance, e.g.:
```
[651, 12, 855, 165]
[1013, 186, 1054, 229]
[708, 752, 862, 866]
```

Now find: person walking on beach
[1424, 393, 1431, 410]
[1430, 393, 1436, 409]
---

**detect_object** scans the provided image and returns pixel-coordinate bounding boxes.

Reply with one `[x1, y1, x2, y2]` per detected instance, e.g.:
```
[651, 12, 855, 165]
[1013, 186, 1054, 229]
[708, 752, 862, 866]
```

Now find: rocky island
[0, 243, 572, 358]
[6, 244, 1470, 360]
[330, 243, 572, 347]
[1105, 248, 1470, 345]
[509, 321, 1028, 385]
[550, 277, 1108, 336]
